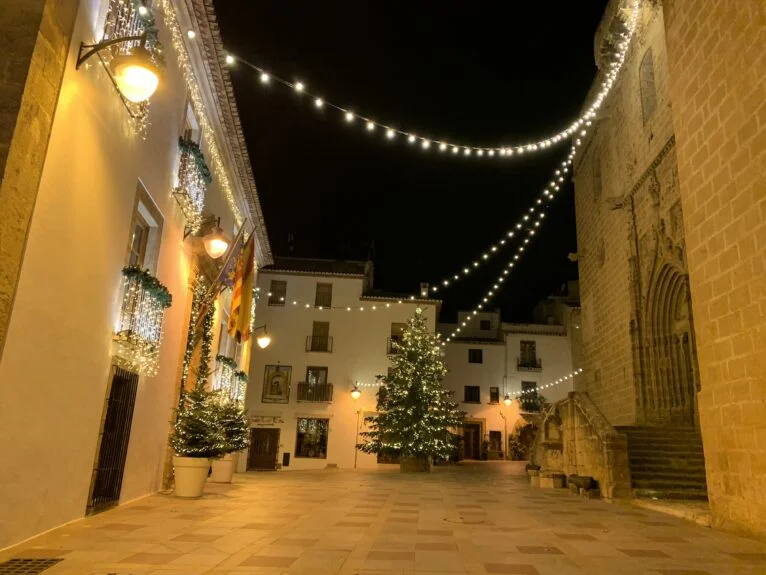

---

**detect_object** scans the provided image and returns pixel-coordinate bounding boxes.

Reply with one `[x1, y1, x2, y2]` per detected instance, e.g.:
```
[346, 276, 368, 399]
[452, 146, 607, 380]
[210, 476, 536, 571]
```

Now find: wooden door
[463, 423, 481, 460]
[247, 428, 280, 470]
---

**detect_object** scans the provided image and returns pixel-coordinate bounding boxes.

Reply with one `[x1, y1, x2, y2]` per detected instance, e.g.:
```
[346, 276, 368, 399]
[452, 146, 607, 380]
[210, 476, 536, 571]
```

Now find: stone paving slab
[1, 461, 766, 574]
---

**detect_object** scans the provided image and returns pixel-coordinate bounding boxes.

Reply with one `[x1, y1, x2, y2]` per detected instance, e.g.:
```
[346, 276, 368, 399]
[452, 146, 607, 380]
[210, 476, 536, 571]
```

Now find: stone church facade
[574, 1, 697, 427]
[540, 0, 766, 536]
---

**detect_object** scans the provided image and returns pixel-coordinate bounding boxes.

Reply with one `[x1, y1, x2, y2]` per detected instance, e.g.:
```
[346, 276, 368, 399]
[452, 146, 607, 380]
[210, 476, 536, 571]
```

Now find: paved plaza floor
[3, 462, 766, 574]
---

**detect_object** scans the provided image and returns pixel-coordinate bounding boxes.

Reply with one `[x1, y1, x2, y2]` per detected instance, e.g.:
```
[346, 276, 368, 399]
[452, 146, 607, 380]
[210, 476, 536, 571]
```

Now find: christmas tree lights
[358, 308, 463, 467]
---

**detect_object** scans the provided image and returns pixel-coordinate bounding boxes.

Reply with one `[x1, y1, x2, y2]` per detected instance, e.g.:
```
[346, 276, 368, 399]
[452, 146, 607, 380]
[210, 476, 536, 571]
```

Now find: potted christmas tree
[357, 308, 463, 472]
[169, 386, 224, 497]
[210, 397, 250, 483]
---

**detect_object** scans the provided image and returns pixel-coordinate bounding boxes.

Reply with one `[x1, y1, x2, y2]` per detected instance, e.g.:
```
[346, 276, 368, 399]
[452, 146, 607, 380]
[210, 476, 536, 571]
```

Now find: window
[520, 381, 540, 412]
[521, 381, 537, 395]
[640, 48, 657, 124]
[295, 418, 328, 459]
[489, 387, 500, 404]
[308, 321, 331, 352]
[314, 283, 333, 307]
[268, 280, 287, 306]
[125, 183, 161, 272]
[592, 153, 602, 202]
[468, 349, 483, 364]
[480, 319, 492, 331]
[183, 101, 200, 143]
[127, 214, 150, 268]
[464, 385, 480, 403]
[520, 341, 537, 363]
[305, 366, 328, 386]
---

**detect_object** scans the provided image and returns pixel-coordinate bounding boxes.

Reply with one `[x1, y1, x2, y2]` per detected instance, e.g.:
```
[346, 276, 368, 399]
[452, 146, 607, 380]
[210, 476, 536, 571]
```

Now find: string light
[158, 0, 244, 226]
[509, 368, 584, 397]
[225, 3, 639, 161]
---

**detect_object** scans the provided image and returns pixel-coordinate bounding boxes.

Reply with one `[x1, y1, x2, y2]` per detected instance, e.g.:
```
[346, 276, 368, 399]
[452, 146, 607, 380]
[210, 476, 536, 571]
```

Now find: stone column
[0, 0, 80, 361]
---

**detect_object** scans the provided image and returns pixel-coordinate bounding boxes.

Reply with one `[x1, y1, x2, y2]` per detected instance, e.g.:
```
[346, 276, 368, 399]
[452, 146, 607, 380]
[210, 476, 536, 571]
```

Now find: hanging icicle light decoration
[112, 266, 173, 376]
[173, 138, 212, 234]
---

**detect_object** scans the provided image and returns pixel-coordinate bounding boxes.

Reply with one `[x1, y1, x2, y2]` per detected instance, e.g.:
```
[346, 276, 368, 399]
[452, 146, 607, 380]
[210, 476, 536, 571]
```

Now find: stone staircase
[615, 426, 708, 501]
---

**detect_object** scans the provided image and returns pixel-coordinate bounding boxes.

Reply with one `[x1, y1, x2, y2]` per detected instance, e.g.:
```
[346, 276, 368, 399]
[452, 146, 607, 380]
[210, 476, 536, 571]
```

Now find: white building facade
[0, 0, 270, 549]
[245, 258, 440, 471]
[440, 310, 579, 460]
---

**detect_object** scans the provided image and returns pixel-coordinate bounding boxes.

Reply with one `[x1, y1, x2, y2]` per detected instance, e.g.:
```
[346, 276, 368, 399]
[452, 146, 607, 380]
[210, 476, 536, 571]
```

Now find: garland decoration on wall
[113, 265, 173, 377]
[224, 0, 639, 161]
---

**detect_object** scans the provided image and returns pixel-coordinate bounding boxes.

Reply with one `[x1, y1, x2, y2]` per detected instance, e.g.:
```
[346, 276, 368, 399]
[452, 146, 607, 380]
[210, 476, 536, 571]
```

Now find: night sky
[213, 1, 608, 322]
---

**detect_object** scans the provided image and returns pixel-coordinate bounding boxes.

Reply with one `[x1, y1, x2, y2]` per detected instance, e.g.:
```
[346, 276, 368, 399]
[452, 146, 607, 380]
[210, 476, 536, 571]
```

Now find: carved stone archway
[641, 262, 699, 425]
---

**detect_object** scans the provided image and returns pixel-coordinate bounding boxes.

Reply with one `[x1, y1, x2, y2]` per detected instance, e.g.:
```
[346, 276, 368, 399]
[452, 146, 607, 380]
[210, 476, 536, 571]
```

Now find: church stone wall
[663, 0, 766, 535]
[574, 3, 679, 425]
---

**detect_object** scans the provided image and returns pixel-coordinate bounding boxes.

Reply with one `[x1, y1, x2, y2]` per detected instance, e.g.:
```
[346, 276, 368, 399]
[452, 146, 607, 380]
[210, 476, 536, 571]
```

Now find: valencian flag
[227, 232, 255, 342]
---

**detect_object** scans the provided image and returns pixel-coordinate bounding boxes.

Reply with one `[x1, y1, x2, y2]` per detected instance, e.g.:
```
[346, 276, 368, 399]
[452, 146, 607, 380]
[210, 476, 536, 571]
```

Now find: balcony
[387, 337, 402, 355]
[297, 382, 334, 402]
[306, 335, 333, 353]
[173, 138, 211, 234]
[517, 357, 542, 371]
[112, 266, 172, 377]
[520, 394, 544, 413]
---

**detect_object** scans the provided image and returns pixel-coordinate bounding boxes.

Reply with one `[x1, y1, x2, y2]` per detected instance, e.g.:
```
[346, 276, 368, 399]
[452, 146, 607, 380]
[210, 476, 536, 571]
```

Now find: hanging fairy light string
[441, 144, 583, 343]
[222, 0, 638, 160]
[254, 288, 430, 313]
[511, 369, 584, 397]
[429, 158, 571, 294]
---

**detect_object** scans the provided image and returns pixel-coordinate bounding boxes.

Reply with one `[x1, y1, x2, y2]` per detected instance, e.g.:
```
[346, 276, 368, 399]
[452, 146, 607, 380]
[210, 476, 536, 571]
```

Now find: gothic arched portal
[640, 263, 699, 425]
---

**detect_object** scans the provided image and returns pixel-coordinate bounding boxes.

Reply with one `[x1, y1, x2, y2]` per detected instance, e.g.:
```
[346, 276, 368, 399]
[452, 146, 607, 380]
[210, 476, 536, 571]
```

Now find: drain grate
[0, 559, 62, 574]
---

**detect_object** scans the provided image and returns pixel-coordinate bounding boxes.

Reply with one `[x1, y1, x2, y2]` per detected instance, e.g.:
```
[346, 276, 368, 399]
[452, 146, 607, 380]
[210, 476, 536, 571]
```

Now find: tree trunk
[400, 456, 431, 472]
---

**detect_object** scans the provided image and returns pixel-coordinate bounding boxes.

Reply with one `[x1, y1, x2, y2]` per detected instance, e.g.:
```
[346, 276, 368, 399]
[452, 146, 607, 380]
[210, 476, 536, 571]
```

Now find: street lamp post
[351, 385, 361, 468]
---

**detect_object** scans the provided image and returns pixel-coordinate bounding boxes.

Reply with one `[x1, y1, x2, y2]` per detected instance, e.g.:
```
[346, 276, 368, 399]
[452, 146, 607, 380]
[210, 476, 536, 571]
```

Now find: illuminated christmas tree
[170, 386, 226, 459]
[358, 308, 463, 471]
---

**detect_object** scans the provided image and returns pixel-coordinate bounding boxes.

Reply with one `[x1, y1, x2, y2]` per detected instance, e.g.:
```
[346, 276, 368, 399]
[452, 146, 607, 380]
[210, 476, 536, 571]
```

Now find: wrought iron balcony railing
[516, 357, 542, 371]
[297, 382, 334, 402]
[112, 266, 172, 377]
[306, 335, 333, 352]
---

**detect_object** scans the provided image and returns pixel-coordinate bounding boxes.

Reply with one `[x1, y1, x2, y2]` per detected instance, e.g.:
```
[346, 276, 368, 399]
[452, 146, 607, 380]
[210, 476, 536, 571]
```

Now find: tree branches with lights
[358, 308, 463, 467]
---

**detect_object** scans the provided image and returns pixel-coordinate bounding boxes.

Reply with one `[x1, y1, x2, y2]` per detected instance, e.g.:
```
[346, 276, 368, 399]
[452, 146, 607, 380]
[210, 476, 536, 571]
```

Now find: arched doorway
[641, 264, 699, 425]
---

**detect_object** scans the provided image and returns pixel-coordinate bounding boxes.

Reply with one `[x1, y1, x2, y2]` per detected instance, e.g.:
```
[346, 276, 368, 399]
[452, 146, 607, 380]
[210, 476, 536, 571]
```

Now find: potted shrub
[169, 386, 224, 498]
[210, 398, 250, 483]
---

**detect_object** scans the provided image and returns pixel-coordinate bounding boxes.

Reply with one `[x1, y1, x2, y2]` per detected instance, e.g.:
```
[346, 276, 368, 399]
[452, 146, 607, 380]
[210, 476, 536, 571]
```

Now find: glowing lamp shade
[110, 47, 160, 103]
[202, 226, 229, 259]
[503, 393, 512, 406]
[351, 386, 361, 400]
[256, 333, 271, 349]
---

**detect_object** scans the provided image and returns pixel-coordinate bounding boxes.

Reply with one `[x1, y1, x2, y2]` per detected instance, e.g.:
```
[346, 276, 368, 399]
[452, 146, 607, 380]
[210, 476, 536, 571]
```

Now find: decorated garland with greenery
[170, 385, 225, 458]
[215, 354, 238, 371]
[178, 138, 212, 185]
[121, 265, 172, 308]
[197, 298, 216, 384]
[132, 0, 165, 67]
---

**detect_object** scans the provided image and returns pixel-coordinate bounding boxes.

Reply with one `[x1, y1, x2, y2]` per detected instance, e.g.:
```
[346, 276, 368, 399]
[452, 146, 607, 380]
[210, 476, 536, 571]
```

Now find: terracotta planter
[173, 456, 210, 498]
[400, 456, 431, 473]
[210, 453, 236, 483]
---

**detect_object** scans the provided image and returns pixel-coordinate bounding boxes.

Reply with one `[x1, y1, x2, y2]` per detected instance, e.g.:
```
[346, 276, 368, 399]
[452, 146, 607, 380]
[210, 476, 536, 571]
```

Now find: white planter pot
[211, 453, 236, 483]
[173, 456, 210, 498]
